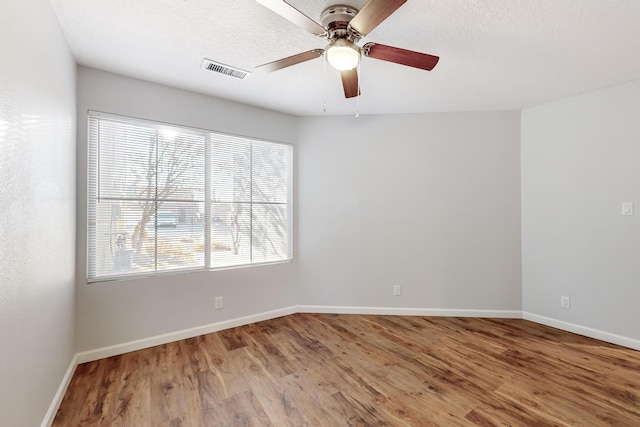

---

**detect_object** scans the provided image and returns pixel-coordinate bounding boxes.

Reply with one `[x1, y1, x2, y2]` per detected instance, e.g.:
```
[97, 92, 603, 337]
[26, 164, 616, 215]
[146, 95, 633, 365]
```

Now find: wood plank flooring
[53, 314, 640, 426]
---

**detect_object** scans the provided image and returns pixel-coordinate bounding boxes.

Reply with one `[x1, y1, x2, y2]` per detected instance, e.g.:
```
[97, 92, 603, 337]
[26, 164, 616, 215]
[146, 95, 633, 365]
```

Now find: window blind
[87, 112, 292, 282]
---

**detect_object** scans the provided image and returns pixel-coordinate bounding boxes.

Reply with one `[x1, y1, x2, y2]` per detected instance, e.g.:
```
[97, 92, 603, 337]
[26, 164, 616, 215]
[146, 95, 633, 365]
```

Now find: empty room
[1, 0, 639, 425]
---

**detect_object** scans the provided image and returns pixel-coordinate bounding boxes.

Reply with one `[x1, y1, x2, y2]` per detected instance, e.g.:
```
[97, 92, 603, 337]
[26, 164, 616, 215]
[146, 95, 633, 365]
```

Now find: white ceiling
[50, 0, 640, 116]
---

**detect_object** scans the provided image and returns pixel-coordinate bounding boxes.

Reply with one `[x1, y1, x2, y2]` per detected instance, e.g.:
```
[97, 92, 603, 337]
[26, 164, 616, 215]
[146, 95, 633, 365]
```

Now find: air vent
[201, 59, 250, 80]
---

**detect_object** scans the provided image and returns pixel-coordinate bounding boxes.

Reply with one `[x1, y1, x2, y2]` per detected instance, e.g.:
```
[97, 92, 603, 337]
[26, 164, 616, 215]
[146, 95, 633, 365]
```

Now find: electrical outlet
[215, 296, 224, 309]
[560, 296, 571, 309]
[393, 285, 401, 296]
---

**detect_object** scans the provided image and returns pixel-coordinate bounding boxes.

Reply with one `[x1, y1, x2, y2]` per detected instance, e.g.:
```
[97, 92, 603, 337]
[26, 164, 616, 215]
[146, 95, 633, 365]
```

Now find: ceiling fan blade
[341, 68, 360, 98]
[256, 0, 326, 36]
[256, 49, 324, 72]
[348, 0, 406, 36]
[363, 42, 439, 71]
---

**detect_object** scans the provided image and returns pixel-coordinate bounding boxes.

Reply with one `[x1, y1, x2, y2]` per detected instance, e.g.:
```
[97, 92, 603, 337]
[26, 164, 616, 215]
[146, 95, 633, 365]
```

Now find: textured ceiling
[50, 0, 640, 116]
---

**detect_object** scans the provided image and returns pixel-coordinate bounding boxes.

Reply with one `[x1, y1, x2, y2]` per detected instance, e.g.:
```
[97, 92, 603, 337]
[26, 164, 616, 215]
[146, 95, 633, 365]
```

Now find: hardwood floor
[53, 314, 640, 426]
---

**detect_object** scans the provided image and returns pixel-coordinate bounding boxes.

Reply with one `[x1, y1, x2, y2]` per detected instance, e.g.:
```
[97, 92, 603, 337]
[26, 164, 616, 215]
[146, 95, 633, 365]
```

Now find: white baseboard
[298, 305, 522, 318]
[522, 312, 640, 351]
[76, 305, 298, 363]
[41, 354, 78, 427]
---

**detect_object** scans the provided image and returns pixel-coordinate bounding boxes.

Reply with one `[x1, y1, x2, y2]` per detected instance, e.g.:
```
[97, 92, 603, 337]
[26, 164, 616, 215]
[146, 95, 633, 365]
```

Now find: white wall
[297, 112, 522, 311]
[0, 1, 76, 425]
[522, 80, 640, 343]
[75, 67, 300, 352]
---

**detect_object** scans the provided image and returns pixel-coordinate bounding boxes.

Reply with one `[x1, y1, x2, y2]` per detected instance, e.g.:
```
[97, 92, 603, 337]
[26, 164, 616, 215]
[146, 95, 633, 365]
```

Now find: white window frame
[87, 111, 293, 283]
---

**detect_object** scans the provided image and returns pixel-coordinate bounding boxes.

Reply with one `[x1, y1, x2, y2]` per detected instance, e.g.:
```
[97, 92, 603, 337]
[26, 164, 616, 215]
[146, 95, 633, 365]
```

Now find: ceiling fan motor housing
[321, 4, 361, 42]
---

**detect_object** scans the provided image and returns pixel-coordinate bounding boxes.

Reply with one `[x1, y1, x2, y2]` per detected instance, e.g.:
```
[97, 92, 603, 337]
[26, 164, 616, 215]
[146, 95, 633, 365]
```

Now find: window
[87, 111, 293, 282]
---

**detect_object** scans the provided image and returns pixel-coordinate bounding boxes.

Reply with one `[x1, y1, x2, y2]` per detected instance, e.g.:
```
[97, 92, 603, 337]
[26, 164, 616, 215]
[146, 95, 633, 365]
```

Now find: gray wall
[75, 68, 300, 352]
[297, 113, 522, 310]
[0, 0, 77, 425]
[75, 71, 524, 353]
[522, 80, 640, 341]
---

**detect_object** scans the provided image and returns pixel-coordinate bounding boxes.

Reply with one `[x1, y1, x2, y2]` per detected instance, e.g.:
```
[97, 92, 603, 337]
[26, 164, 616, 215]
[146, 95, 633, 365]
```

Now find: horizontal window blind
[87, 111, 292, 282]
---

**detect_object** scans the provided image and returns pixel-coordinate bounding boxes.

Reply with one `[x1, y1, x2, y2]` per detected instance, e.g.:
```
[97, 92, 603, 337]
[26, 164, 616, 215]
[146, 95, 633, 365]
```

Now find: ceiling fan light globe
[326, 42, 361, 71]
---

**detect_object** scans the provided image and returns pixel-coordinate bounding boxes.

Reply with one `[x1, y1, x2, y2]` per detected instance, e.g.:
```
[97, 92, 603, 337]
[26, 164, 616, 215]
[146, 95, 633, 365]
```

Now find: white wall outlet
[393, 285, 401, 296]
[215, 296, 224, 309]
[622, 202, 634, 216]
[560, 296, 571, 309]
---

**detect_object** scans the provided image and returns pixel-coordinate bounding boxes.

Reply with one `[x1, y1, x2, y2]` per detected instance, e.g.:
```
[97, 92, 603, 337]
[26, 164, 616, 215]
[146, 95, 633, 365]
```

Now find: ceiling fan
[255, 0, 439, 98]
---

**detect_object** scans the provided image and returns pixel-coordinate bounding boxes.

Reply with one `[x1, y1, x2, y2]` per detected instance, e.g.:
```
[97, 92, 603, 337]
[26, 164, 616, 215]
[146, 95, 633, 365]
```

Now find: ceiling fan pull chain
[323, 52, 327, 113]
[355, 61, 361, 118]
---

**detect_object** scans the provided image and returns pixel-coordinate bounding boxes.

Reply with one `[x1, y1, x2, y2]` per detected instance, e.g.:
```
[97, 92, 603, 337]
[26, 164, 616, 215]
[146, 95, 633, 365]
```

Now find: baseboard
[522, 312, 640, 351]
[298, 305, 523, 318]
[41, 353, 78, 427]
[76, 305, 298, 363]
[75, 306, 521, 364]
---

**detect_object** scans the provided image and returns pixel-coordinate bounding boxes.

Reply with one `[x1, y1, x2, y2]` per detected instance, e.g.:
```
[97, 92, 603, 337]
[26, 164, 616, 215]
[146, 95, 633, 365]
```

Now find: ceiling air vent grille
[201, 59, 250, 80]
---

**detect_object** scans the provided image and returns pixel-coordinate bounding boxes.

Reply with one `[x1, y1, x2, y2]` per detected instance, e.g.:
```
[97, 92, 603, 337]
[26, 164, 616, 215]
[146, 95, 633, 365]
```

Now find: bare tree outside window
[129, 131, 204, 258]
[211, 138, 291, 265]
[250, 142, 290, 261]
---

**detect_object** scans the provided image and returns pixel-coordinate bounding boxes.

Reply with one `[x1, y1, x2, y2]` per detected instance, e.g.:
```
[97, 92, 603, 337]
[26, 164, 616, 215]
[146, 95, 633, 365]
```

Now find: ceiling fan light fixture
[326, 39, 361, 71]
